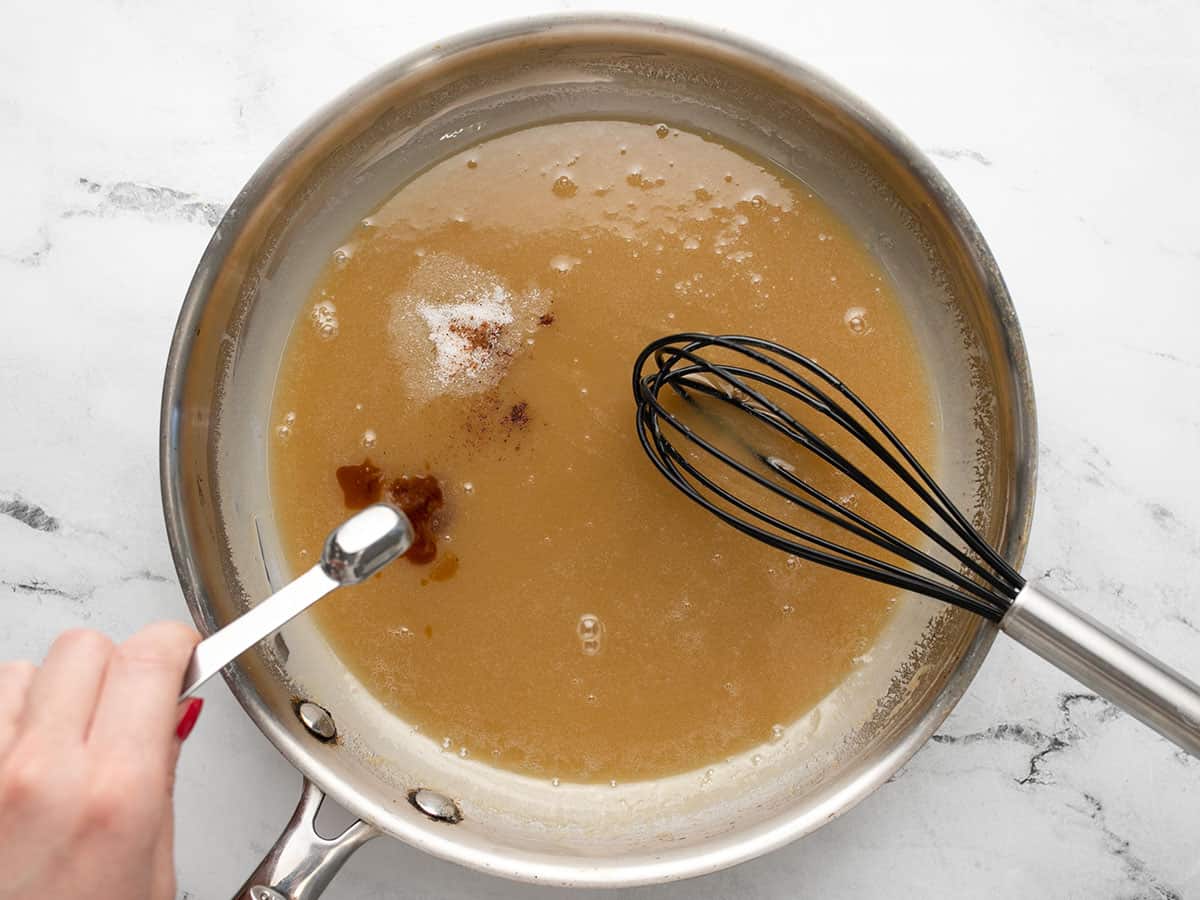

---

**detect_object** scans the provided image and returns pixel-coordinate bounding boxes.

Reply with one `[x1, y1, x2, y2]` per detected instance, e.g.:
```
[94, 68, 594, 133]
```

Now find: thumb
[167, 698, 203, 796]
[151, 698, 201, 900]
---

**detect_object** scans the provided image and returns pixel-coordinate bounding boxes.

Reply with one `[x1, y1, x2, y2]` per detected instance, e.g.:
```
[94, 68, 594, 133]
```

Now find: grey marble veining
[2, 1, 1198, 897]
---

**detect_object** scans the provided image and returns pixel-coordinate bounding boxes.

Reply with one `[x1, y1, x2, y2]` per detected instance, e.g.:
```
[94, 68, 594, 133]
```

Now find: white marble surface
[2, 1, 1198, 897]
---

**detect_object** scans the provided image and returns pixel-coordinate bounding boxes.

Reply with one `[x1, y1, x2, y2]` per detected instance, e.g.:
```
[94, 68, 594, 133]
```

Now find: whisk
[633, 332, 1200, 756]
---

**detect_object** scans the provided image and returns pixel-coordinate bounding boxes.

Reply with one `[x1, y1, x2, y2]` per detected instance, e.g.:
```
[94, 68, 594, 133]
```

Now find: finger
[21, 629, 115, 744]
[165, 698, 203, 794]
[88, 622, 200, 779]
[146, 697, 201, 900]
[0, 660, 37, 758]
[149, 807, 179, 900]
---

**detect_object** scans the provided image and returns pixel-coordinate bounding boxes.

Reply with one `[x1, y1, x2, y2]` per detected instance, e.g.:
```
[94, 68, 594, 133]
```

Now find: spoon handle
[180, 566, 339, 699]
[179, 504, 414, 700]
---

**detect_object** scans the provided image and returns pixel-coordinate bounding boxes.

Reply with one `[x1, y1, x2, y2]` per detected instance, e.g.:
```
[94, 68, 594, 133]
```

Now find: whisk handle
[1001, 583, 1200, 757]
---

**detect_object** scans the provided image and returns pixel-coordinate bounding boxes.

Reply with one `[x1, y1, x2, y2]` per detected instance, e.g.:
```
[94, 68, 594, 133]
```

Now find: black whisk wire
[633, 333, 1025, 622]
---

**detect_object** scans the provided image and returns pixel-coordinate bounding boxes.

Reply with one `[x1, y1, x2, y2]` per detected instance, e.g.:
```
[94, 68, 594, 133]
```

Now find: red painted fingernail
[176, 698, 204, 741]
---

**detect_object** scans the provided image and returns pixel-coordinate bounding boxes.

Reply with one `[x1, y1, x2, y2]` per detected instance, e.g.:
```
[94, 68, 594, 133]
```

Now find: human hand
[0, 622, 202, 900]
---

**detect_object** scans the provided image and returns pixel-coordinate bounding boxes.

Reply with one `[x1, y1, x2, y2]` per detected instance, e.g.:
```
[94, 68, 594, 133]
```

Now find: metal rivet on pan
[408, 788, 462, 824]
[296, 701, 336, 742]
[249, 886, 286, 900]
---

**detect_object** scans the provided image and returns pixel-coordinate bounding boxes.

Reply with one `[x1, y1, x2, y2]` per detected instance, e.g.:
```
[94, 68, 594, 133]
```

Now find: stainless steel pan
[160, 16, 1037, 898]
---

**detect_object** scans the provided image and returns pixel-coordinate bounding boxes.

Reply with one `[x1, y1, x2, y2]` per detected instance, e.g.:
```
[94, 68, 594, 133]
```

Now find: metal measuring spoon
[179, 504, 414, 699]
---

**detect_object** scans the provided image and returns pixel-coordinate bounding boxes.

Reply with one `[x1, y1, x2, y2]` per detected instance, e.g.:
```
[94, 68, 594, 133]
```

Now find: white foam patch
[416, 285, 515, 387]
[389, 254, 549, 400]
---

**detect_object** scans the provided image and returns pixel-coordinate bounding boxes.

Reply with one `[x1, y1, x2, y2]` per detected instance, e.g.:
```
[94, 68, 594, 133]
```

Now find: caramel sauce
[270, 121, 936, 782]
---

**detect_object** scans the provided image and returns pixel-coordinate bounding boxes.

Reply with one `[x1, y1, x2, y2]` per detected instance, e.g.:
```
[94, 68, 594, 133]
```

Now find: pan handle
[233, 777, 380, 900]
